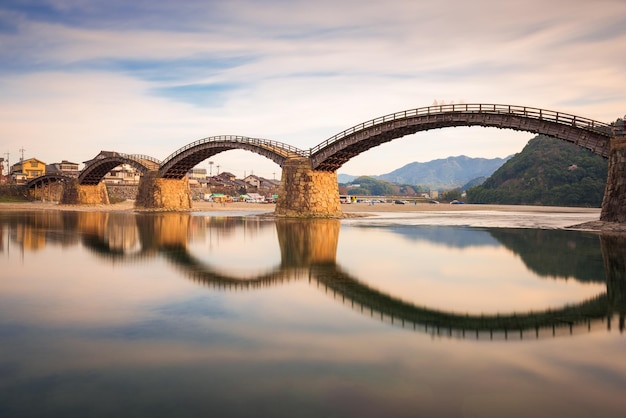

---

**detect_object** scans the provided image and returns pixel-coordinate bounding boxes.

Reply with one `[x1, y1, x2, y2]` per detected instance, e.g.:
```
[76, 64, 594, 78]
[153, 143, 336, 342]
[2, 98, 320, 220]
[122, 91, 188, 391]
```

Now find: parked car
[449, 200, 464, 204]
[394, 200, 405, 204]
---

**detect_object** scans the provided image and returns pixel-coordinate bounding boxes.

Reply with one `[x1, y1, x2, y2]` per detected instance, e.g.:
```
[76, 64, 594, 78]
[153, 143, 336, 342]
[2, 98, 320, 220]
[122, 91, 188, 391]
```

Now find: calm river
[1, 210, 625, 417]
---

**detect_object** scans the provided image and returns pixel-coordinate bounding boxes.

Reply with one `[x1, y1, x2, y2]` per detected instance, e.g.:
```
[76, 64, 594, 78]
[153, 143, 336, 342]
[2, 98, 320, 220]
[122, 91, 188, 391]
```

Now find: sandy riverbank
[0, 200, 622, 232]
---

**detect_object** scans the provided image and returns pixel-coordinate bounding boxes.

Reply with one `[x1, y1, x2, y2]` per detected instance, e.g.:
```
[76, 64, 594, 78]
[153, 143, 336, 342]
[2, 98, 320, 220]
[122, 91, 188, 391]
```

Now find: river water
[0, 209, 625, 417]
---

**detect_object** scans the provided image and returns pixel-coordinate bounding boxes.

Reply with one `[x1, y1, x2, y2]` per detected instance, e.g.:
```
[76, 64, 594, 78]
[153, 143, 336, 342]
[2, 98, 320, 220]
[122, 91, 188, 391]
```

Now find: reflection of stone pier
[77, 212, 141, 253]
[76, 212, 110, 236]
[600, 234, 626, 319]
[276, 219, 340, 267]
[151, 214, 191, 248]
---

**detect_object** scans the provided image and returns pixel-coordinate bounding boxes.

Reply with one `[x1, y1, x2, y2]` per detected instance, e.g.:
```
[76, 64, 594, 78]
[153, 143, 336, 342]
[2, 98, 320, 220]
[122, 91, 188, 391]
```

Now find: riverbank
[1, 200, 623, 232]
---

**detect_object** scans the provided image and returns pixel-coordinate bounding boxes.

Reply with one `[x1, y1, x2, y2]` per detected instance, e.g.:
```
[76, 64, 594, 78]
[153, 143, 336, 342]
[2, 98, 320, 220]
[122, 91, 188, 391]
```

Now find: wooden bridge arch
[79, 151, 161, 185]
[24, 174, 74, 201]
[308, 104, 614, 171]
[25, 174, 74, 189]
[159, 135, 306, 179]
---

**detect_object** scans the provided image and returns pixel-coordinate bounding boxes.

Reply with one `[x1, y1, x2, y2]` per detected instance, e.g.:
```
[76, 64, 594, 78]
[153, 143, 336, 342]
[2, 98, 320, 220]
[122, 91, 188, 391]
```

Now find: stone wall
[107, 184, 139, 201]
[0, 184, 28, 200]
[135, 171, 192, 210]
[275, 157, 342, 218]
[601, 137, 626, 222]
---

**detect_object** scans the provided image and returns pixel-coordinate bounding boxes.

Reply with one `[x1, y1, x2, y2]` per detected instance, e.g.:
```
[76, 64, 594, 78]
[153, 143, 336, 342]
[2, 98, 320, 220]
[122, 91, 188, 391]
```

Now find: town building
[46, 160, 80, 177]
[10, 158, 46, 183]
[243, 174, 280, 190]
[102, 164, 141, 185]
[187, 168, 207, 180]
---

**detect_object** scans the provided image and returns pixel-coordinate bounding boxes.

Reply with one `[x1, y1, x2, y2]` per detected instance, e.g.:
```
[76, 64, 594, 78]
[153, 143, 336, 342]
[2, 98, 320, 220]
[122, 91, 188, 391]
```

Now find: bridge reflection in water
[1, 211, 624, 340]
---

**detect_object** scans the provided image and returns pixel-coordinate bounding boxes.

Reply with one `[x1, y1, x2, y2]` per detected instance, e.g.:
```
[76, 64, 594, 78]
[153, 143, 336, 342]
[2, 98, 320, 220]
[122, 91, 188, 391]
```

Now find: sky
[1, 0, 625, 179]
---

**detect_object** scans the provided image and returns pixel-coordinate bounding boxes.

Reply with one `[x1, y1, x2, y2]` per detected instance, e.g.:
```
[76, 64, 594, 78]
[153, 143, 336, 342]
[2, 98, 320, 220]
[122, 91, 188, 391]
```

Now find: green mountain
[466, 135, 608, 207]
[378, 155, 511, 189]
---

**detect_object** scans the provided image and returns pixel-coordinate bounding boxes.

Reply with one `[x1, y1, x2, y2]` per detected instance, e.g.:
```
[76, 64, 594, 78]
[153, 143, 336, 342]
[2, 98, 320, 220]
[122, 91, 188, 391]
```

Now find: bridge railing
[128, 154, 162, 165]
[24, 173, 75, 188]
[161, 135, 307, 165]
[308, 103, 613, 155]
[85, 151, 161, 166]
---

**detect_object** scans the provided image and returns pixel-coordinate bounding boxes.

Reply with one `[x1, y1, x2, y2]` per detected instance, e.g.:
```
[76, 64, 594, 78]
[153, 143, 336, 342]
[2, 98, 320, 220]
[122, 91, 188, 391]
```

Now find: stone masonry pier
[601, 137, 626, 223]
[275, 157, 342, 218]
[135, 171, 192, 210]
[60, 179, 110, 205]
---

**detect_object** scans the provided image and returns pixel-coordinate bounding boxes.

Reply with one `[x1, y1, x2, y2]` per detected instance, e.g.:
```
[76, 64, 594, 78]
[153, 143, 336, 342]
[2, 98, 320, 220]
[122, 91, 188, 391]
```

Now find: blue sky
[2, 0, 625, 178]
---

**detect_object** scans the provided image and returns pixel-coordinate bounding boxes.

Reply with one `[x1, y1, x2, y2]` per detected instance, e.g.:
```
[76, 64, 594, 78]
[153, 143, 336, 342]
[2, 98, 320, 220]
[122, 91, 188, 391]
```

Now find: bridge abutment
[601, 137, 626, 222]
[60, 179, 110, 205]
[135, 171, 192, 210]
[275, 157, 342, 218]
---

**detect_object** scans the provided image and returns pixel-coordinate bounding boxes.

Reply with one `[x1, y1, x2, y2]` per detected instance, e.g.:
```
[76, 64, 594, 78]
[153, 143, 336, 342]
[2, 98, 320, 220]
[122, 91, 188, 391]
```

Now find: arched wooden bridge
[74, 104, 617, 184]
[158, 135, 306, 179]
[53, 103, 626, 221]
[308, 103, 614, 170]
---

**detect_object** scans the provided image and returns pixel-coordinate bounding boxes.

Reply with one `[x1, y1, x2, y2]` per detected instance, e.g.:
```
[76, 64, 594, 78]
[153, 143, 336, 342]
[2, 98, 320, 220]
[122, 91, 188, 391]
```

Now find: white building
[102, 164, 141, 185]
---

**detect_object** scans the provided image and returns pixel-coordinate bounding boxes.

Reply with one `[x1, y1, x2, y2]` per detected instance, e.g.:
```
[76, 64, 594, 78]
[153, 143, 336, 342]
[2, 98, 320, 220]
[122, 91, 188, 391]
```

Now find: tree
[441, 188, 462, 202]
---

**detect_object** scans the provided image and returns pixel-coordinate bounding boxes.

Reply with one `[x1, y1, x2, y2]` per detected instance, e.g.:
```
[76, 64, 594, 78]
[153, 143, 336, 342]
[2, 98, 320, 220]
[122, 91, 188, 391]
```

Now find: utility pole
[19, 147, 25, 162]
[208, 161, 214, 176]
[217, 165, 220, 175]
[4, 152, 9, 178]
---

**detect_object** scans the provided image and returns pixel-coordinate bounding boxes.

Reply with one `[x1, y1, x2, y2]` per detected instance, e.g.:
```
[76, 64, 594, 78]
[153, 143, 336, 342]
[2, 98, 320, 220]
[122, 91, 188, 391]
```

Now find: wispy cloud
[1, 0, 625, 177]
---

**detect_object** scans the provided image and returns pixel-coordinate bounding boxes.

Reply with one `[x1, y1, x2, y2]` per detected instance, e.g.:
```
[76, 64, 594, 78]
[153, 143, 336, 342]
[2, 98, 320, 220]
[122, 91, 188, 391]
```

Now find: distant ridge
[338, 155, 511, 189]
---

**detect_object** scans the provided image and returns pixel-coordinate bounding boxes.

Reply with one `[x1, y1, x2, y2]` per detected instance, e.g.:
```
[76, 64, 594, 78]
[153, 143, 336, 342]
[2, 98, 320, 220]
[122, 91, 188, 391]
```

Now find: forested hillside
[340, 176, 422, 196]
[466, 135, 608, 207]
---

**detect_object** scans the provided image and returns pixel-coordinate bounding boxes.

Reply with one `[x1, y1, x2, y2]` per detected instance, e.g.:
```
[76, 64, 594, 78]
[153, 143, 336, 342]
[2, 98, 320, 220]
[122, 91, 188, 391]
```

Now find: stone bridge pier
[60, 178, 110, 205]
[601, 137, 626, 223]
[135, 171, 192, 210]
[275, 157, 342, 218]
